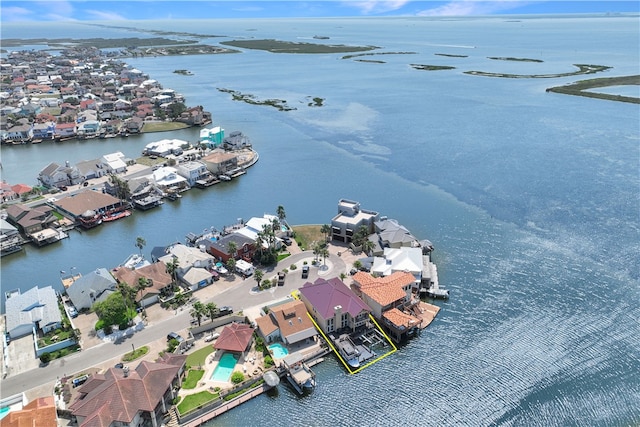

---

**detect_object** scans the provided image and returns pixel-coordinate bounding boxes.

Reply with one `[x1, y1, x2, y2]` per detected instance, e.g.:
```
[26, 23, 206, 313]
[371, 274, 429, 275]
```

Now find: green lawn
[186, 345, 215, 367]
[122, 346, 149, 362]
[141, 121, 190, 132]
[182, 369, 205, 389]
[177, 390, 218, 415]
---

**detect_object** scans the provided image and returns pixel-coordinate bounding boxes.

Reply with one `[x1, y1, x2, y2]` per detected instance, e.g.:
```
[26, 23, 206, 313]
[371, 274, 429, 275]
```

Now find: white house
[152, 166, 189, 190]
[371, 246, 423, 288]
[5, 286, 62, 339]
[176, 161, 209, 186]
[100, 152, 128, 174]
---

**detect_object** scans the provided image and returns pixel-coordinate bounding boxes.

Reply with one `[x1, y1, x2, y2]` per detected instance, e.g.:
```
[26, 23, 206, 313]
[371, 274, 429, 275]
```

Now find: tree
[353, 260, 363, 271]
[226, 257, 236, 272]
[254, 269, 264, 289]
[108, 174, 131, 201]
[276, 205, 286, 222]
[94, 292, 130, 330]
[190, 301, 205, 326]
[227, 241, 237, 260]
[135, 236, 146, 257]
[40, 352, 51, 364]
[320, 224, 331, 242]
[117, 282, 136, 324]
[136, 277, 150, 316]
[205, 302, 218, 321]
[352, 225, 370, 247]
[362, 239, 375, 255]
[165, 257, 180, 290]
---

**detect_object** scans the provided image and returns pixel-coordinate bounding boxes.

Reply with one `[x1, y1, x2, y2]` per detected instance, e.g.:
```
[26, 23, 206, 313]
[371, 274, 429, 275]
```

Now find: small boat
[423, 285, 450, 299]
[102, 210, 131, 222]
[218, 174, 231, 181]
[333, 334, 360, 369]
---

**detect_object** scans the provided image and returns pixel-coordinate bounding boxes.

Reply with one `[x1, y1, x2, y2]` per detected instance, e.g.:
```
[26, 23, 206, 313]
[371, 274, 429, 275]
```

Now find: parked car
[213, 306, 233, 318]
[204, 332, 220, 342]
[68, 306, 78, 318]
[302, 265, 310, 279]
[282, 236, 292, 246]
[167, 332, 184, 342]
[277, 272, 286, 286]
[114, 362, 124, 369]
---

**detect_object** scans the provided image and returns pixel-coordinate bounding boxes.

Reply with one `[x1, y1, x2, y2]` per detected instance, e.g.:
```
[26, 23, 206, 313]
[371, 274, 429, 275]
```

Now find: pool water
[211, 352, 238, 382]
[0, 407, 10, 420]
[268, 343, 289, 358]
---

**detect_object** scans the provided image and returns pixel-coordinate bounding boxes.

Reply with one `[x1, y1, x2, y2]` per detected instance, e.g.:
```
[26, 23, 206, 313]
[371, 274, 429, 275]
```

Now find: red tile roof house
[1, 396, 58, 427]
[214, 322, 255, 355]
[254, 299, 317, 346]
[111, 262, 173, 308]
[298, 277, 371, 335]
[351, 271, 422, 343]
[69, 353, 187, 427]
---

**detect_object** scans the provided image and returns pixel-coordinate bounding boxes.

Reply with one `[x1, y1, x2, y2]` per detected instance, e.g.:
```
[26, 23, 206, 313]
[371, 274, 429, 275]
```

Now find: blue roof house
[66, 268, 117, 311]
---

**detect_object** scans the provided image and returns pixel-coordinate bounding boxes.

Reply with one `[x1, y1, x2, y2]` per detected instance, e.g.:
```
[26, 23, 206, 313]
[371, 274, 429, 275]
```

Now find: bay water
[1, 16, 639, 426]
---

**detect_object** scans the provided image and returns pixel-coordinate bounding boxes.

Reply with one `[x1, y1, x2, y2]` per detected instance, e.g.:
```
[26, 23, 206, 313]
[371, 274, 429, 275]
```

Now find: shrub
[264, 355, 274, 368]
[231, 371, 245, 384]
[290, 264, 297, 270]
[40, 352, 51, 364]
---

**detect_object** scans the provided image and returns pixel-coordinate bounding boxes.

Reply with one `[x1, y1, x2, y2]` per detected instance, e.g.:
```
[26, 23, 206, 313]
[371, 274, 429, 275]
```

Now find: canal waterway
[1, 15, 639, 426]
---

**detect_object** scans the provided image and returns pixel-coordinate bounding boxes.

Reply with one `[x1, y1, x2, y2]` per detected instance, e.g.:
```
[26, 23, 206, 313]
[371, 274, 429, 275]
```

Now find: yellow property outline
[307, 313, 397, 374]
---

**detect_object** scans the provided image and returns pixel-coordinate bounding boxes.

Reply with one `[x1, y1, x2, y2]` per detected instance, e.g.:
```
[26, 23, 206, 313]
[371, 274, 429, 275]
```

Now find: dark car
[213, 306, 233, 318]
[167, 332, 184, 342]
[114, 362, 124, 369]
[302, 265, 310, 279]
[282, 236, 292, 246]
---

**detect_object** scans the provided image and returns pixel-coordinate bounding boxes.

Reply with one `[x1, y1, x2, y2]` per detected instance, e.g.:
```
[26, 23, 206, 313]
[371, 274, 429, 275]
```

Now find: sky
[1, 1, 639, 22]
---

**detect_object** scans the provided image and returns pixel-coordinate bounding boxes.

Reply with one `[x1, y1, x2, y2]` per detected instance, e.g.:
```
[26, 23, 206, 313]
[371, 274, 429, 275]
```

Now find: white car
[204, 333, 220, 342]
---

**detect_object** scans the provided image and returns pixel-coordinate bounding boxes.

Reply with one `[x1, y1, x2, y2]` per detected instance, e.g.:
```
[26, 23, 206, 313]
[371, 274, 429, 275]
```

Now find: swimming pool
[0, 406, 10, 420]
[268, 343, 289, 358]
[211, 352, 238, 382]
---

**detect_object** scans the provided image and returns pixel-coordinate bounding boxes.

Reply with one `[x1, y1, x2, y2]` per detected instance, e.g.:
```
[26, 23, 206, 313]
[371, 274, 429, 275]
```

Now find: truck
[235, 259, 255, 277]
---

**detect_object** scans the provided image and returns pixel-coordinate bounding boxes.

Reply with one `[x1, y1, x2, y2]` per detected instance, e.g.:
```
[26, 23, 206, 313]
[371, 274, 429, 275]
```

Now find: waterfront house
[201, 233, 256, 263]
[75, 158, 106, 181]
[200, 125, 224, 148]
[214, 322, 255, 355]
[32, 121, 56, 140]
[298, 277, 370, 334]
[5, 286, 62, 339]
[69, 353, 187, 427]
[158, 243, 215, 290]
[351, 271, 422, 342]
[124, 116, 144, 133]
[111, 262, 173, 307]
[201, 150, 238, 175]
[372, 217, 419, 255]
[330, 199, 379, 244]
[100, 151, 128, 174]
[38, 162, 81, 188]
[234, 214, 283, 249]
[54, 190, 127, 223]
[176, 161, 209, 186]
[255, 300, 317, 345]
[53, 122, 77, 139]
[151, 166, 189, 192]
[370, 247, 423, 288]
[0, 396, 58, 427]
[142, 138, 188, 157]
[5, 203, 57, 235]
[5, 123, 33, 143]
[66, 268, 117, 311]
[222, 130, 252, 150]
[76, 119, 101, 138]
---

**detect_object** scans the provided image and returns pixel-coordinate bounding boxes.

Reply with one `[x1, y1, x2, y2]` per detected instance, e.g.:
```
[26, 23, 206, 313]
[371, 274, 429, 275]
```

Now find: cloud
[417, 0, 534, 16]
[346, 0, 411, 15]
[85, 9, 128, 21]
[1, 6, 33, 21]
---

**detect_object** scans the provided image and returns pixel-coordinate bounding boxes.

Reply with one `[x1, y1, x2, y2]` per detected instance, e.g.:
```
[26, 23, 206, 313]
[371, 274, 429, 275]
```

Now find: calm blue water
[1, 16, 639, 426]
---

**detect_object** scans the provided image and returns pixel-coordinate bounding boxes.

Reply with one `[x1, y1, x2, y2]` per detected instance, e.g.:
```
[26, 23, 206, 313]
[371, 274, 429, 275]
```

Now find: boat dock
[281, 352, 316, 395]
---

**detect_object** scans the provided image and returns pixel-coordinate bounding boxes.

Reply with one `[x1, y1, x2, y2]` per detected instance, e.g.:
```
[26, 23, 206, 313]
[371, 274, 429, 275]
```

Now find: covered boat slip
[282, 352, 316, 395]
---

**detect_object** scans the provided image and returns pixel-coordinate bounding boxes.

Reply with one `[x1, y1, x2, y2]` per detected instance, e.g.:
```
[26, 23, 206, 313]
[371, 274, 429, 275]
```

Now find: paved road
[0, 251, 348, 397]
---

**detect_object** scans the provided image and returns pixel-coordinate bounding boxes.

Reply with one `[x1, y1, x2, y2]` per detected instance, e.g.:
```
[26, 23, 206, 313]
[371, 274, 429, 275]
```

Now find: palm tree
[226, 257, 236, 273]
[205, 302, 218, 321]
[136, 277, 150, 316]
[227, 241, 237, 260]
[135, 236, 146, 257]
[320, 224, 331, 242]
[362, 238, 375, 256]
[254, 269, 264, 289]
[276, 205, 286, 222]
[190, 301, 205, 326]
[165, 257, 180, 290]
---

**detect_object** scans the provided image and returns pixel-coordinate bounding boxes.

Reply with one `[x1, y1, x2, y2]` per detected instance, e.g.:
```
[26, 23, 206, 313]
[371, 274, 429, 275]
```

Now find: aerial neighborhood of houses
[0, 46, 257, 256]
[1, 198, 449, 426]
[0, 41, 449, 427]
